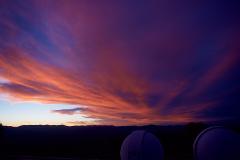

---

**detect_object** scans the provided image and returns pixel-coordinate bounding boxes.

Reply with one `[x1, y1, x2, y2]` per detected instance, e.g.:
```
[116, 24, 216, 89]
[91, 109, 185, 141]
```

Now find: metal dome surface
[194, 126, 240, 160]
[120, 130, 164, 160]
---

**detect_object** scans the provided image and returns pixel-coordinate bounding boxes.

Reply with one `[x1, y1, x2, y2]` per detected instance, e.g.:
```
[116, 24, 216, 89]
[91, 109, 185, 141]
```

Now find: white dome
[120, 130, 164, 160]
[193, 126, 240, 160]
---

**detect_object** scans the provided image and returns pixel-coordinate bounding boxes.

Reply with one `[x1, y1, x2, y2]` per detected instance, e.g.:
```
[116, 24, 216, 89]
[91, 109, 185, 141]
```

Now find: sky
[0, 0, 239, 126]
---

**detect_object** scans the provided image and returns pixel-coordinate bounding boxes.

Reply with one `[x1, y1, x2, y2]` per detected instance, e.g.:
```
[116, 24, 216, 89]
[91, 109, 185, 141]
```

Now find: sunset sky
[0, 0, 239, 126]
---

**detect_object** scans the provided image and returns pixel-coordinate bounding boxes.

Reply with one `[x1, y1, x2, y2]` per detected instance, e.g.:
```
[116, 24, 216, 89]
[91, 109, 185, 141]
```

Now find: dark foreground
[0, 123, 239, 160]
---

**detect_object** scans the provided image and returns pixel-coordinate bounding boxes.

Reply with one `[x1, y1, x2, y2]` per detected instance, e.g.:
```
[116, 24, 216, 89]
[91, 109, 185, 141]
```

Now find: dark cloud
[52, 108, 88, 115]
[0, 83, 43, 96]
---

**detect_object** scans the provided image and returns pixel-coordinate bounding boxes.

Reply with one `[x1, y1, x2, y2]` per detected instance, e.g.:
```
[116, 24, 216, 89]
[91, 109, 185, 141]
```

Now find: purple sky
[0, 0, 239, 126]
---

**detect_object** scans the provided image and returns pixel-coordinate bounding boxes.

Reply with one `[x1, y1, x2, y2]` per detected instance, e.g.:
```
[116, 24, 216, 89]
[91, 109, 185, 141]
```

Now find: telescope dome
[120, 130, 164, 160]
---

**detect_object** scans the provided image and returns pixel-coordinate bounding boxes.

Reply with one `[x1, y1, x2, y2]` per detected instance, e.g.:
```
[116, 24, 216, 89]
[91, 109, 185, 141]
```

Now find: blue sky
[0, 95, 95, 126]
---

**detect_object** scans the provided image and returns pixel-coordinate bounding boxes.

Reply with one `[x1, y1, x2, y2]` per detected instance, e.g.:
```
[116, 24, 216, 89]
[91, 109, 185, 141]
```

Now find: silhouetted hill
[0, 123, 239, 160]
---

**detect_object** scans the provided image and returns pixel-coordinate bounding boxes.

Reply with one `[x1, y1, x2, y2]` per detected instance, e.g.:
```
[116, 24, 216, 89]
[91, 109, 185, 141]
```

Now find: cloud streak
[52, 108, 86, 115]
[0, 0, 239, 125]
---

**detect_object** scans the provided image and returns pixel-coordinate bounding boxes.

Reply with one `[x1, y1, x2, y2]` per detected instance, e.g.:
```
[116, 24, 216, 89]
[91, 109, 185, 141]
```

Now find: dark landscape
[0, 123, 239, 160]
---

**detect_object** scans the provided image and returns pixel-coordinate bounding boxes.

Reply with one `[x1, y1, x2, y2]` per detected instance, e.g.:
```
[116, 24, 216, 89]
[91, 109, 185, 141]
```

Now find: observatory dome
[120, 130, 164, 160]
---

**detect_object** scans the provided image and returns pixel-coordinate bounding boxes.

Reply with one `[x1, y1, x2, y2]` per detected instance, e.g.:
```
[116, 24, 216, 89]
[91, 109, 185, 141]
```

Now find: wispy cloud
[52, 107, 87, 115]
